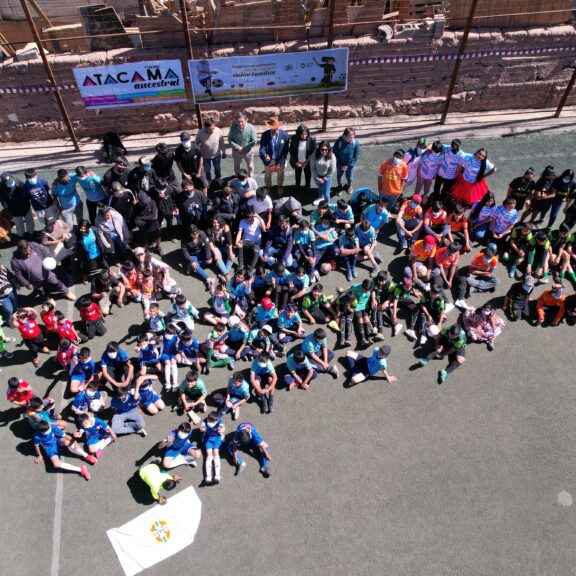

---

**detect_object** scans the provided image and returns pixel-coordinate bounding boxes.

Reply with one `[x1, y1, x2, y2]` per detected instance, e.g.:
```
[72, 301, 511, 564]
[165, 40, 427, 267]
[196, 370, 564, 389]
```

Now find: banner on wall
[73, 60, 187, 109]
[188, 48, 348, 104]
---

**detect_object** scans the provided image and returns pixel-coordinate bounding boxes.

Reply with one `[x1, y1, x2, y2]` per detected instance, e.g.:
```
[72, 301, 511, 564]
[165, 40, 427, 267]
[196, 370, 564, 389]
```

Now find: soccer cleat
[373, 332, 385, 341]
[85, 454, 98, 465]
[438, 369, 448, 384]
[327, 320, 340, 332]
[95, 449, 104, 459]
[312, 198, 322, 206]
[232, 407, 239, 420]
[419, 357, 429, 366]
[405, 329, 417, 341]
[454, 299, 473, 311]
[329, 365, 339, 379]
[80, 466, 91, 481]
[261, 467, 271, 478]
[213, 477, 220, 485]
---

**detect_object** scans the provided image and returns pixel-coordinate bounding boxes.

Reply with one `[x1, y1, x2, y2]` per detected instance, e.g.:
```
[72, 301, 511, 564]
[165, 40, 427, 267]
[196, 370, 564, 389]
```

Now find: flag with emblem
[107, 487, 202, 576]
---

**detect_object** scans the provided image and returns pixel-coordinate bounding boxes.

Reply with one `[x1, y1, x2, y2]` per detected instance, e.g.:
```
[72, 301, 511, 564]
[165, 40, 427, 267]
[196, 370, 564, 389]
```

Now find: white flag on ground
[107, 487, 202, 576]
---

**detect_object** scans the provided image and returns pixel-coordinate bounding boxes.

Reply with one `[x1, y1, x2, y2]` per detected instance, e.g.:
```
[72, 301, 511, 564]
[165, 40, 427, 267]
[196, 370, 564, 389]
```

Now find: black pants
[238, 241, 260, 273]
[81, 318, 107, 341]
[86, 200, 102, 226]
[433, 175, 456, 202]
[24, 335, 44, 359]
[294, 165, 312, 190]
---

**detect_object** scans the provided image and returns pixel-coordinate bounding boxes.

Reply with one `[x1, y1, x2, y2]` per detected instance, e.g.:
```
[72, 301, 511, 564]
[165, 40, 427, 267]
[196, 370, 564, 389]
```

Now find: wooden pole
[439, 0, 479, 125]
[179, 0, 203, 128]
[20, 0, 80, 151]
[554, 64, 576, 118]
[321, 0, 337, 133]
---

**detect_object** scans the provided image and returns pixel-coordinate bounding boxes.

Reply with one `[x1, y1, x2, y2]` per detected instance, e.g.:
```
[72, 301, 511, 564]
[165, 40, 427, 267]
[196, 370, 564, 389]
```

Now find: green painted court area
[2, 127, 576, 576]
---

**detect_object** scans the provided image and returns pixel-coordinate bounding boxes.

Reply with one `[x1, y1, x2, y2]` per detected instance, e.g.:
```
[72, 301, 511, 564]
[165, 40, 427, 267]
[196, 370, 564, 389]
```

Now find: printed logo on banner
[150, 520, 171, 543]
[72, 60, 187, 109]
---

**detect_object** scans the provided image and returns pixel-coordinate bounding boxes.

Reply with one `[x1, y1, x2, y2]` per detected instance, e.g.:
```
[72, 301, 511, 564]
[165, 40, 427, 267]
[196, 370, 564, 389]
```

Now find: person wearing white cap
[127, 156, 159, 195]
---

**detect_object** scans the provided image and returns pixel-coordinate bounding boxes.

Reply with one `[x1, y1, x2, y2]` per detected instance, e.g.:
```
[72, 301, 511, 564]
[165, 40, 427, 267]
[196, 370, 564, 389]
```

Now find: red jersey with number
[56, 319, 77, 341]
[17, 319, 41, 340]
[80, 302, 102, 322]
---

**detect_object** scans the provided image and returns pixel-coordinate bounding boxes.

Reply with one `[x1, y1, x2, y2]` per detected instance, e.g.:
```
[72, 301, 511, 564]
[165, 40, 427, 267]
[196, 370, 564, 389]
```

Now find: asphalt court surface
[2, 128, 576, 576]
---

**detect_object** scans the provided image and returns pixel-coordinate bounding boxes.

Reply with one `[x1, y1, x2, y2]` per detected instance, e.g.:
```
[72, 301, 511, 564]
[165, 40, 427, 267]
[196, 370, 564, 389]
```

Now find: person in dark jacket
[0, 172, 34, 238]
[127, 156, 160, 195]
[289, 124, 316, 193]
[259, 116, 289, 195]
[149, 179, 177, 242]
[151, 143, 179, 190]
[133, 190, 161, 254]
[10, 240, 75, 300]
[101, 156, 130, 195]
[333, 127, 360, 194]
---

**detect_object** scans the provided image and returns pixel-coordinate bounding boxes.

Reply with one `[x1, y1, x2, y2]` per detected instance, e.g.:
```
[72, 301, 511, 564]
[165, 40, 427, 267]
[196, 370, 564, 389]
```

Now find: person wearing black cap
[535, 283, 565, 326]
[101, 156, 129, 195]
[175, 131, 209, 195]
[0, 172, 34, 238]
[345, 345, 397, 386]
[151, 142, 178, 188]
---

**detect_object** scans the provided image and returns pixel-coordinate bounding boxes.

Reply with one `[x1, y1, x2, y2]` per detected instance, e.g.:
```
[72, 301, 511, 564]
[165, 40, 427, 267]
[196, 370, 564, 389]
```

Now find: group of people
[3, 113, 575, 503]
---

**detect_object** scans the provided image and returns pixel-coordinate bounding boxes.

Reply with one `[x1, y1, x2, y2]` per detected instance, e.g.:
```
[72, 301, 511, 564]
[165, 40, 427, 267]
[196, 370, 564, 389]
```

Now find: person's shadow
[127, 467, 157, 506]
[0, 406, 24, 428]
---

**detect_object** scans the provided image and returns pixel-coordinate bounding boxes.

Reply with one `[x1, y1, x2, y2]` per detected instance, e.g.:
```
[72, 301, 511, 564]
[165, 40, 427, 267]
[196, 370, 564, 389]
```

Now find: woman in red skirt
[451, 148, 497, 206]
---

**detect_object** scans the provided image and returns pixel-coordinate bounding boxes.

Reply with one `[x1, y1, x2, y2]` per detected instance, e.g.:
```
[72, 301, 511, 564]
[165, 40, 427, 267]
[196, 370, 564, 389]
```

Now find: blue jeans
[547, 199, 565, 229]
[204, 155, 222, 181]
[473, 221, 490, 241]
[337, 164, 355, 187]
[316, 176, 333, 203]
[396, 218, 421, 247]
[212, 247, 233, 276]
[228, 441, 269, 469]
[261, 246, 293, 268]
[188, 255, 211, 282]
[1, 290, 18, 321]
[343, 254, 357, 276]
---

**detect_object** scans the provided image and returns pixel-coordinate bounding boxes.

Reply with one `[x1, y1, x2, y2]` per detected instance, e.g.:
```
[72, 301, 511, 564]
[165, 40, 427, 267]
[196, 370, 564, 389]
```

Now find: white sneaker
[405, 329, 417, 341]
[423, 283, 431, 292]
[138, 429, 147, 437]
[455, 299, 473, 310]
[393, 323, 403, 336]
[312, 198, 322, 206]
[232, 407, 239, 420]
[444, 303, 455, 314]
[419, 334, 428, 346]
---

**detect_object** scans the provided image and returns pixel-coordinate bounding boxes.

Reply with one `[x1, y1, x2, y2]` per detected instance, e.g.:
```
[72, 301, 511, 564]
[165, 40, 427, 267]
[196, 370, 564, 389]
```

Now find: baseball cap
[378, 345, 392, 358]
[237, 168, 248, 178]
[261, 324, 273, 334]
[485, 243, 497, 256]
[261, 297, 274, 310]
[423, 235, 436, 248]
[180, 131, 191, 141]
[411, 194, 422, 204]
[417, 137, 427, 147]
[138, 156, 151, 166]
[228, 315, 241, 328]
[523, 275, 535, 287]
[133, 247, 145, 256]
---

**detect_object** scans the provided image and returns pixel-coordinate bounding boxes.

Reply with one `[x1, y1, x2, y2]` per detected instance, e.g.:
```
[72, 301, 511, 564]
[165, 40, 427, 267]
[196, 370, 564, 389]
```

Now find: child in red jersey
[10, 308, 48, 367]
[7, 377, 34, 407]
[77, 295, 106, 342]
[54, 311, 81, 344]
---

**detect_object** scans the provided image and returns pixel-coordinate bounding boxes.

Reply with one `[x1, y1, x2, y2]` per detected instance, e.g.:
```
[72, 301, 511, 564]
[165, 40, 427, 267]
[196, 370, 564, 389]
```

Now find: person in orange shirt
[535, 283, 565, 326]
[447, 205, 471, 252]
[453, 243, 500, 310]
[396, 194, 424, 251]
[378, 149, 408, 212]
[404, 234, 436, 290]
[431, 242, 460, 291]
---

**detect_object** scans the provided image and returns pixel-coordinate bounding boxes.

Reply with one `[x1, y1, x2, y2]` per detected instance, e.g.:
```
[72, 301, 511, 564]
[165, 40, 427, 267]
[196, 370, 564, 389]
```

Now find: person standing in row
[289, 124, 316, 193]
[311, 142, 336, 206]
[229, 111, 257, 178]
[378, 149, 408, 213]
[333, 127, 360, 194]
[259, 116, 289, 196]
[195, 118, 227, 183]
[175, 131, 209, 196]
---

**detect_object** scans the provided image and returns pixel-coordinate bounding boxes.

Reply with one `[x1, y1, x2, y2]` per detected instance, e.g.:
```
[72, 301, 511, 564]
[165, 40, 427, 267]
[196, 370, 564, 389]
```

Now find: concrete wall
[0, 25, 575, 142]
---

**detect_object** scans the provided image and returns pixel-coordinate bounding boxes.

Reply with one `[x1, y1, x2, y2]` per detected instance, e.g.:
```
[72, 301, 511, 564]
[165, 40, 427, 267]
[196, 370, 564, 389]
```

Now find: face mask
[416, 148, 424, 156]
[177, 431, 188, 439]
[239, 181, 248, 187]
[481, 309, 491, 317]
[432, 210, 441, 217]
[143, 165, 151, 172]
[393, 157, 400, 167]
[85, 390, 95, 399]
[182, 141, 191, 149]
[523, 285, 533, 293]
[483, 256, 492, 264]
[258, 362, 268, 369]
[551, 292, 562, 300]
[410, 201, 418, 209]
[207, 420, 217, 428]
[27, 178, 37, 185]
[107, 352, 117, 359]
[563, 178, 571, 184]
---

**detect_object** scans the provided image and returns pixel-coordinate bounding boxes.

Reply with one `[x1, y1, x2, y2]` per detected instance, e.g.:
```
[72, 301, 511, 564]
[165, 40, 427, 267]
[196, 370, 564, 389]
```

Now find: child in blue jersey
[226, 268, 254, 314]
[285, 349, 317, 390]
[355, 219, 382, 278]
[135, 333, 161, 377]
[70, 346, 98, 394]
[287, 267, 311, 303]
[133, 374, 165, 415]
[301, 328, 339, 378]
[345, 345, 397, 386]
[110, 387, 147, 437]
[224, 315, 251, 361]
[101, 341, 134, 389]
[158, 421, 201, 470]
[293, 219, 316, 272]
[338, 226, 360, 281]
[159, 325, 179, 390]
[250, 351, 278, 414]
[34, 419, 94, 480]
[71, 382, 107, 417]
[277, 304, 305, 343]
[200, 411, 225, 485]
[176, 330, 203, 371]
[217, 371, 251, 420]
[75, 412, 117, 459]
[229, 422, 271, 478]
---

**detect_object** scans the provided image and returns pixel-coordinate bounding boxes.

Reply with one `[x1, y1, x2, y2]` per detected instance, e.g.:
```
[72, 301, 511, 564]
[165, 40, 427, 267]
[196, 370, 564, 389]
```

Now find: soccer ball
[42, 257, 57, 271]
[426, 324, 440, 337]
[212, 79, 223, 88]
[319, 262, 332, 275]
[89, 399, 104, 412]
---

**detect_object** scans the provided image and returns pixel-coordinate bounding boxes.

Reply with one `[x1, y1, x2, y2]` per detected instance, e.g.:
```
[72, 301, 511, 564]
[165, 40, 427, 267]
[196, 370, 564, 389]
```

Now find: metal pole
[554, 64, 576, 118]
[321, 0, 337, 132]
[19, 0, 80, 151]
[439, 0, 479, 125]
[179, 0, 203, 128]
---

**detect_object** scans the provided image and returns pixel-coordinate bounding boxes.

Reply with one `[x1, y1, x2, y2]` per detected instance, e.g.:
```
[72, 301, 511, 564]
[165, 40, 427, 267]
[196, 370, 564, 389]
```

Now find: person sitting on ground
[228, 422, 272, 478]
[535, 283, 565, 327]
[419, 323, 467, 385]
[345, 344, 397, 387]
[462, 302, 506, 351]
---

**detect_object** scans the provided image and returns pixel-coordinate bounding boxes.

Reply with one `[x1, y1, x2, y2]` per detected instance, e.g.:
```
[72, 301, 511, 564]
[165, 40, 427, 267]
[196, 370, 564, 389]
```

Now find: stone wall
[0, 24, 575, 142]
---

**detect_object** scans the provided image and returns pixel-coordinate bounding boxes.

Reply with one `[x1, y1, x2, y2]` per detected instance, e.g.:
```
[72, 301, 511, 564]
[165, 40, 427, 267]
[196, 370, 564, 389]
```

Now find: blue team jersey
[178, 339, 200, 357]
[139, 344, 159, 364]
[228, 377, 250, 400]
[277, 310, 301, 330]
[302, 334, 326, 355]
[355, 224, 377, 247]
[71, 359, 96, 380]
[250, 359, 275, 375]
[233, 422, 264, 447]
[82, 417, 110, 444]
[162, 334, 179, 356]
[34, 424, 63, 451]
[202, 418, 223, 442]
[165, 428, 193, 451]
[254, 306, 275, 324]
[367, 348, 388, 376]
[70, 173, 106, 202]
[72, 390, 103, 412]
[286, 353, 313, 373]
[101, 348, 130, 367]
[111, 394, 139, 414]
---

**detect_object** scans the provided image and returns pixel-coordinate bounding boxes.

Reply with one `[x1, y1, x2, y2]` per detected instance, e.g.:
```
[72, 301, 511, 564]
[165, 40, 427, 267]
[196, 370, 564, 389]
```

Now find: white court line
[50, 297, 74, 576]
